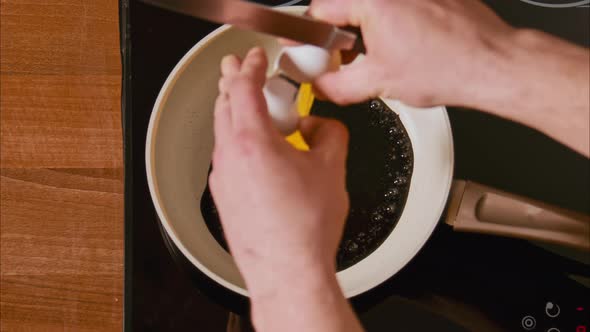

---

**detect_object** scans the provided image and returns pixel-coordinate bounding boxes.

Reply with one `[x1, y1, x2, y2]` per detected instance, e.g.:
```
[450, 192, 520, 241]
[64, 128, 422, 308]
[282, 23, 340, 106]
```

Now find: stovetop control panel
[518, 300, 589, 332]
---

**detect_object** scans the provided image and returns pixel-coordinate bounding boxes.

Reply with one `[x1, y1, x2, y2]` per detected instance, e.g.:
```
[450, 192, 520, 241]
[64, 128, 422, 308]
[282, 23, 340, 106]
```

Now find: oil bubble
[384, 187, 400, 200]
[371, 211, 385, 223]
[384, 203, 397, 216]
[369, 99, 383, 112]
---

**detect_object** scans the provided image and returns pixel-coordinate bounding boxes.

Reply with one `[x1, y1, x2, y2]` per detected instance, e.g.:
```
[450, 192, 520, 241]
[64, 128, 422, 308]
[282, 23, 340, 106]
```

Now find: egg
[285, 83, 314, 151]
[263, 75, 300, 135]
[274, 45, 341, 83]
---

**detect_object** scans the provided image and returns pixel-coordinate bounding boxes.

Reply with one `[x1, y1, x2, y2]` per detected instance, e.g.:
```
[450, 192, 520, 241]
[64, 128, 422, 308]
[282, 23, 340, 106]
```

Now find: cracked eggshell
[263, 75, 300, 135]
[274, 44, 341, 83]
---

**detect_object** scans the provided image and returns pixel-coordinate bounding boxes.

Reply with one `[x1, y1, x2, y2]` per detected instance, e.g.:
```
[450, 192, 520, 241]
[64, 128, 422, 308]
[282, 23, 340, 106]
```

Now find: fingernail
[247, 47, 264, 56]
[221, 55, 239, 75]
[221, 54, 234, 65]
[219, 54, 234, 70]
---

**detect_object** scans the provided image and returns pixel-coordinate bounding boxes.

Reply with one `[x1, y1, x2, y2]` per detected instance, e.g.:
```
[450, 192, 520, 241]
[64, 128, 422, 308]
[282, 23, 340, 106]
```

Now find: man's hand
[310, 0, 589, 156]
[212, 47, 349, 280]
[309, 0, 515, 107]
[211, 47, 364, 332]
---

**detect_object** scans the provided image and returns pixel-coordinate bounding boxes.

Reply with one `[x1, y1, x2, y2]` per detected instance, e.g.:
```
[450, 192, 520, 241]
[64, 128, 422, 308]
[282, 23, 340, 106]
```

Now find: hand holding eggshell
[263, 75, 300, 135]
[263, 44, 341, 136]
[274, 45, 342, 83]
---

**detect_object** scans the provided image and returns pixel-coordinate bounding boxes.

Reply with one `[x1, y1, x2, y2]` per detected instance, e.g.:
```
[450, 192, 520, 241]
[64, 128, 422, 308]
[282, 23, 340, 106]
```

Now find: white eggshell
[274, 45, 341, 83]
[263, 75, 300, 135]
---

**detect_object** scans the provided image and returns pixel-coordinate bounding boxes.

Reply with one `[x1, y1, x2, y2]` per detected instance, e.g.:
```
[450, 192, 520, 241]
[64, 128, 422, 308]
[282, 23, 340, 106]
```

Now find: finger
[239, 47, 268, 87]
[213, 93, 232, 149]
[218, 77, 229, 95]
[309, 0, 361, 26]
[221, 54, 242, 77]
[299, 116, 349, 162]
[228, 48, 274, 136]
[312, 58, 381, 105]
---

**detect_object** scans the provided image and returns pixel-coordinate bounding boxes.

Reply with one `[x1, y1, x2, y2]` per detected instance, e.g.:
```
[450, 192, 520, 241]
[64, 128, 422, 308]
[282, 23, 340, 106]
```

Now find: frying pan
[145, 6, 589, 300]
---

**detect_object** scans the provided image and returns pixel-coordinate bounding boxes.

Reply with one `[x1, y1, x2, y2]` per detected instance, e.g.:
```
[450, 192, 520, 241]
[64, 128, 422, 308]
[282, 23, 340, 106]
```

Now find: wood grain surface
[1, 0, 124, 331]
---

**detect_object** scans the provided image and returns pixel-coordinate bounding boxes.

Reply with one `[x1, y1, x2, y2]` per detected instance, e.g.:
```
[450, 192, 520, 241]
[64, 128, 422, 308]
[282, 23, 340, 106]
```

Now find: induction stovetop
[120, 1, 590, 331]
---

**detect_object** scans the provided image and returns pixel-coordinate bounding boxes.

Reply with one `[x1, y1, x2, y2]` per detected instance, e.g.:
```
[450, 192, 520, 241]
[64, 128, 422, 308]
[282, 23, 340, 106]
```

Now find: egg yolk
[286, 83, 314, 151]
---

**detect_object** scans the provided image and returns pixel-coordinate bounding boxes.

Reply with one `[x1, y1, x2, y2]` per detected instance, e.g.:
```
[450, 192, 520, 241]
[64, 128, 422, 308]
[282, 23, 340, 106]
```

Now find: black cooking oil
[200, 99, 414, 271]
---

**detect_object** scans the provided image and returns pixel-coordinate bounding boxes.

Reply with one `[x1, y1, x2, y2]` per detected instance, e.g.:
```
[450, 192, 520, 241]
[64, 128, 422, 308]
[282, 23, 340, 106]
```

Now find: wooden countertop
[1, 0, 124, 330]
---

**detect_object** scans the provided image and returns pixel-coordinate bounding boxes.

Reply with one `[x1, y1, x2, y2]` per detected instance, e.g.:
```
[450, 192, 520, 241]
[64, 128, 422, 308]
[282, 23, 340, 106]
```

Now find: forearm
[459, 29, 590, 156]
[245, 262, 364, 332]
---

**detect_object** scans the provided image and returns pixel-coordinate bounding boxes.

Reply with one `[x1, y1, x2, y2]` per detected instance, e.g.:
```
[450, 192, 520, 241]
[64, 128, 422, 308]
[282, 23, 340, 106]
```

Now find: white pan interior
[146, 6, 454, 298]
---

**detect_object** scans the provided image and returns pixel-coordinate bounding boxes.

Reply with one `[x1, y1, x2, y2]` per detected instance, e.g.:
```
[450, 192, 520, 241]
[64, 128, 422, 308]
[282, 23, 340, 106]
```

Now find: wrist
[244, 254, 337, 301]
[248, 265, 347, 332]
[458, 28, 588, 117]
[448, 27, 523, 111]
[467, 29, 543, 113]
[448, 28, 590, 155]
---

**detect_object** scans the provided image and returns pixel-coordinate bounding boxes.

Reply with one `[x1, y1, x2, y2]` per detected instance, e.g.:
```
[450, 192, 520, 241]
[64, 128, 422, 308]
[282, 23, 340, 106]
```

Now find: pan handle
[445, 180, 590, 251]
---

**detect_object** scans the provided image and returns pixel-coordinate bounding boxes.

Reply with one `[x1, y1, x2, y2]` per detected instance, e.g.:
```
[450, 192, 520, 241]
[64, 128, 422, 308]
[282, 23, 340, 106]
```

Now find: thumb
[312, 58, 381, 105]
[298, 116, 349, 163]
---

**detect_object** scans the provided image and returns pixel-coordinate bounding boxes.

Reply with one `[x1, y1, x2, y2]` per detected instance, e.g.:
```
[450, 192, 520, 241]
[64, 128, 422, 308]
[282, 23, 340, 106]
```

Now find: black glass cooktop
[121, 1, 590, 331]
